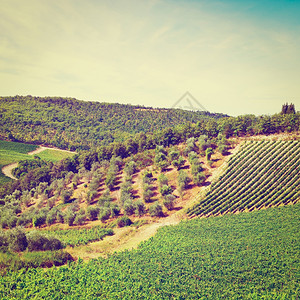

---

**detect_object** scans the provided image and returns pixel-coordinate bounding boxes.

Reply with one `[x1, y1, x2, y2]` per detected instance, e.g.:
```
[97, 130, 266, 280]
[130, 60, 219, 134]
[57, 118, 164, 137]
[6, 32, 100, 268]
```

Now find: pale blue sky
[1, 0, 300, 115]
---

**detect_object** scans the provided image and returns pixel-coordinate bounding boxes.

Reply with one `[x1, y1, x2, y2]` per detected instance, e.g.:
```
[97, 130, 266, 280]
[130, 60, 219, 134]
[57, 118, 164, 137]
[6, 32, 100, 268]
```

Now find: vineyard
[188, 140, 300, 217]
[1, 204, 299, 299]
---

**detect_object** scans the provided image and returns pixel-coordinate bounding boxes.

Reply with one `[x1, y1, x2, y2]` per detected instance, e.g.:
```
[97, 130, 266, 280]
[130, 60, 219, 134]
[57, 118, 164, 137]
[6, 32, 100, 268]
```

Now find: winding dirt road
[1, 146, 75, 180]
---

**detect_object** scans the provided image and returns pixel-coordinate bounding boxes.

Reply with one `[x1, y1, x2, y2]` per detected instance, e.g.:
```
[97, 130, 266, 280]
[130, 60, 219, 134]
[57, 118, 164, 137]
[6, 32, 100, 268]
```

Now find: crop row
[188, 140, 300, 217]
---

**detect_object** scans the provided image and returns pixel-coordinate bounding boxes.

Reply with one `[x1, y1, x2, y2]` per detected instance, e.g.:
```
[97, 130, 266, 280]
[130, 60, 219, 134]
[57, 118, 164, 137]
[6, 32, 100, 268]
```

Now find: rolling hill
[0, 96, 299, 299]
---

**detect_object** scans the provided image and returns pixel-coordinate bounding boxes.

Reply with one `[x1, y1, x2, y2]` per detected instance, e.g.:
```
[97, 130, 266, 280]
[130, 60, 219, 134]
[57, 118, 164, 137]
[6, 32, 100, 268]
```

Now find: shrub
[149, 202, 164, 217]
[117, 216, 133, 227]
[74, 214, 86, 226]
[26, 231, 62, 251]
[160, 185, 172, 197]
[0, 232, 8, 252]
[64, 211, 76, 226]
[86, 206, 99, 221]
[110, 204, 121, 217]
[163, 194, 176, 210]
[99, 207, 111, 222]
[32, 214, 47, 228]
[123, 200, 135, 216]
[178, 170, 191, 190]
[158, 173, 168, 187]
[172, 156, 185, 170]
[124, 161, 137, 176]
[61, 190, 72, 204]
[143, 185, 154, 203]
[7, 228, 28, 252]
[193, 172, 206, 186]
[134, 200, 146, 216]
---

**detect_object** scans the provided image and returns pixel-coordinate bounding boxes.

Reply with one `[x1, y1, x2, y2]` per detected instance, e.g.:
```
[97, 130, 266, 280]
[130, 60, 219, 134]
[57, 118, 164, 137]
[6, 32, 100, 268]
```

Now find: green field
[1, 204, 299, 299]
[44, 226, 114, 247]
[37, 149, 75, 162]
[0, 140, 38, 184]
[0, 140, 75, 184]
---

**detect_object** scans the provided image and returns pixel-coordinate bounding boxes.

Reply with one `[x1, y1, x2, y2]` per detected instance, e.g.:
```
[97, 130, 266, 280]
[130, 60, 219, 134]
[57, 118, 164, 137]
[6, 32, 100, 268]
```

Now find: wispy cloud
[0, 0, 299, 115]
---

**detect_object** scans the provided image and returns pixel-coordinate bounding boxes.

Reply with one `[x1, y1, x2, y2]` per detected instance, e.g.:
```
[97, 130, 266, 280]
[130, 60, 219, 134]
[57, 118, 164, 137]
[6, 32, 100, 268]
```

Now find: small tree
[205, 147, 213, 161]
[134, 200, 146, 216]
[158, 173, 168, 187]
[123, 200, 135, 216]
[172, 156, 185, 170]
[160, 185, 172, 197]
[117, 216, 132, 227]
[149, 202, 164, 217]
[64, 211, 76, 226]
[177, 170, 191, 197]
[193, 172, 206, 186]
[7, 227, 28, 252]
[163, 194, 176, 210]
[86, 206, 100, 221]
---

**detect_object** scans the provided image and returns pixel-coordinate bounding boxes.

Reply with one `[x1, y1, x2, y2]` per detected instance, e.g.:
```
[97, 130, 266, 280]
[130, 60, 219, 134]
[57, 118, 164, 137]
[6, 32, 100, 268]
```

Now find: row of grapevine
[188, 140, 300, 217]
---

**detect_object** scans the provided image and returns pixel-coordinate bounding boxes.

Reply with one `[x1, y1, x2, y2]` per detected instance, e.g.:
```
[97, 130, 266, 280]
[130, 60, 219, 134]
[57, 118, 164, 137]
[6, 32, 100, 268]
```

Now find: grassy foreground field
[1, 204, 299, 299]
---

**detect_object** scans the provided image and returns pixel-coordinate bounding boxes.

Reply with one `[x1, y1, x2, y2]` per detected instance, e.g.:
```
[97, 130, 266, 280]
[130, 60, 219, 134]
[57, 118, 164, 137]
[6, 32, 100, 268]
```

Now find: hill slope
[188, 139, 300, 217]
[0, 95, 226, 150]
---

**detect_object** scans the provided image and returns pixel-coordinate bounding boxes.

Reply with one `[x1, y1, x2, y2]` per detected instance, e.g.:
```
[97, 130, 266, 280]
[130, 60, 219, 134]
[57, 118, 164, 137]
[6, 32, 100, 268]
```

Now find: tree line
[0, 108, 299, 198]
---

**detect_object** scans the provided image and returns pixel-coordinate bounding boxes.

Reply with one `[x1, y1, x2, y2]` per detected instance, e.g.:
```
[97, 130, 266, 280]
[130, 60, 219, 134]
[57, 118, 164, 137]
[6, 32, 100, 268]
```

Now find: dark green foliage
[134, 200, 146, 216]
[86, 207, 99, 221]
[60, 190, 72, 204]
[98, 207, 111, 222]
[172, 155, 185, 170]
[142, 184, 154, 203]
[160, 184, 172, 196]
[158, 173, 168, 187]
[32, 214, 46, 228]
[117, 216, 133, 227]
[177, 170, 191, 191]
[110, 204, 121, 217]
[281, 103, 296, 114]
[149, 201, 164, 217]
[193, 172, 206, 186]
[205, 147, 213, 161]
[64, 211, 76, 226]
[154, 152, 169, 171]
[6, 228, 28, 252]
[0, 232, 8, 252]
[124, 160, 137, 176]
[163, 194, 176, 210]
[123, 200, 135, 216]
[26, 231, 62, 251]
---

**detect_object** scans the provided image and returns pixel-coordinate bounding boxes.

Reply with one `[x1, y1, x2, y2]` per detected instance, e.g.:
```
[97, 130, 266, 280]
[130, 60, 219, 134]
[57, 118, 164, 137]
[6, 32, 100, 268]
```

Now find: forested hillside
[0, 96, 226, 151]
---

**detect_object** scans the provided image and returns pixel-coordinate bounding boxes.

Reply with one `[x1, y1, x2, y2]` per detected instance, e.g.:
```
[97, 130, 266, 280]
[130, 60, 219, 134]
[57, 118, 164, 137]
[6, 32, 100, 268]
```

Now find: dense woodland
[0, 96, 227, 151]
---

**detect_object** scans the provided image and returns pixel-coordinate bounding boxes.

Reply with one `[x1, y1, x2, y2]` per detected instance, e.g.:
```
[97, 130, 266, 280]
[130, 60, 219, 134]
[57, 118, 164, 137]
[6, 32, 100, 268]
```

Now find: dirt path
[1, 163, 18, 180]
[67, 213, 181, 260]
[1, 146, 76, 180]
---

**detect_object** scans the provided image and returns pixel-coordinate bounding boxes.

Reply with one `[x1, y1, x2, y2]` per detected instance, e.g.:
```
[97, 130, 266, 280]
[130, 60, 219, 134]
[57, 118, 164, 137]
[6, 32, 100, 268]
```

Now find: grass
[37, 149, 74, 162]
[0, 140, 75, 184]
[0, 140, 37, 154]
[0, 140, 38, 184]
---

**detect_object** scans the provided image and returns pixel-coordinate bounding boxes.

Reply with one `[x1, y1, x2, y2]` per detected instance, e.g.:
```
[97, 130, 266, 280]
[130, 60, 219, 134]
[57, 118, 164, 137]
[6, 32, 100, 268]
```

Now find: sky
[1, 0, 300, 116]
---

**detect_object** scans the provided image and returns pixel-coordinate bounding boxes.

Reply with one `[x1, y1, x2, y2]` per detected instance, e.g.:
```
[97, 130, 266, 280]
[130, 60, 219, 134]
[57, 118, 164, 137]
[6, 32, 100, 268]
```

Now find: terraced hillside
[188, 140, 300, 217]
